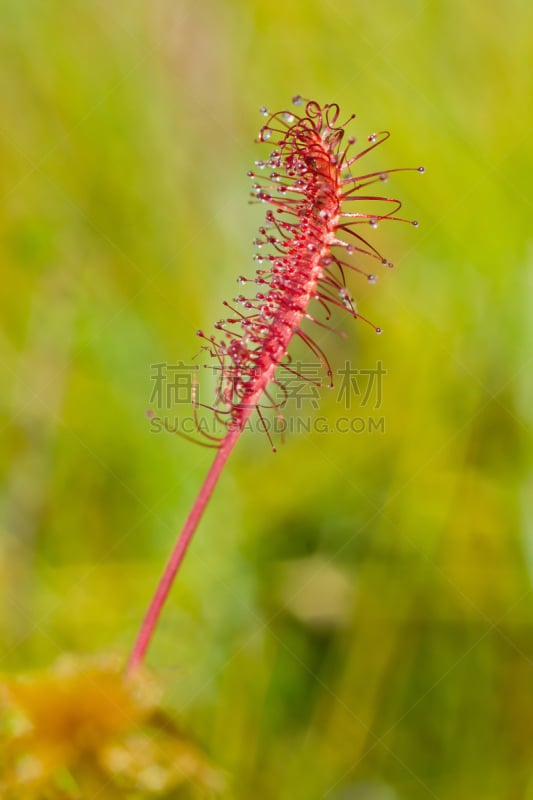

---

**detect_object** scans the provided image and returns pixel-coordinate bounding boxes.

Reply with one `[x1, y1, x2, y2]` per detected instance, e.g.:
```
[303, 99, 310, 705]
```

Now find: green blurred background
[1, 0, 532, 797]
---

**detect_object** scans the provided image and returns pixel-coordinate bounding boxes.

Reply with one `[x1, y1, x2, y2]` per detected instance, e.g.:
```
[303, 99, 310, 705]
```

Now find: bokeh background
[1, 0, 532, 797]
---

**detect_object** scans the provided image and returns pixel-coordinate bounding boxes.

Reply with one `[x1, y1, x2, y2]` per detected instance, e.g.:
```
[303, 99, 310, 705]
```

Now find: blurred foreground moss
[0, 655, 223, 799]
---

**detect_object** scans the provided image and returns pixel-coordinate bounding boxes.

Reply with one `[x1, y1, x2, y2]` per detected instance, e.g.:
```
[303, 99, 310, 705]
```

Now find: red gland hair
[194, 98, 423, 443]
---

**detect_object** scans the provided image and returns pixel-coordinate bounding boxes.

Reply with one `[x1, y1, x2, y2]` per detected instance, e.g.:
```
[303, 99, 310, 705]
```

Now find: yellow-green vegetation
[0, 1, 532, 798]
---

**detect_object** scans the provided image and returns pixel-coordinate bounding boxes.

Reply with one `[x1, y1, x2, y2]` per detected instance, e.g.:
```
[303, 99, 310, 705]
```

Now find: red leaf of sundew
[127, 98, 423, 674]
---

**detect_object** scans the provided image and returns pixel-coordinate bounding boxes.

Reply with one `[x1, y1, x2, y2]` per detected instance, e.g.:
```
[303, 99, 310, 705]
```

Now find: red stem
[126, 427, 242, 675]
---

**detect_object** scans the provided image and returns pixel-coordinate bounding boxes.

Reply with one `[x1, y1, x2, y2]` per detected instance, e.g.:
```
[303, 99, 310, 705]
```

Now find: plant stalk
[126, 427, 241, 675]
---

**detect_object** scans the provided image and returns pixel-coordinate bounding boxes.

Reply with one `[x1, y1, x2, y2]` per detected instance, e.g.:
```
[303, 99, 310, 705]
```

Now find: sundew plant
[127, 97, 423, 675]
